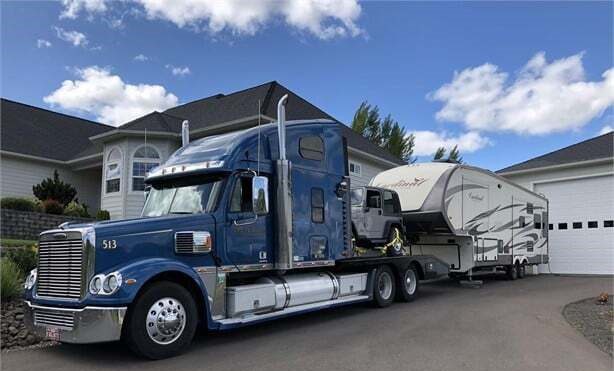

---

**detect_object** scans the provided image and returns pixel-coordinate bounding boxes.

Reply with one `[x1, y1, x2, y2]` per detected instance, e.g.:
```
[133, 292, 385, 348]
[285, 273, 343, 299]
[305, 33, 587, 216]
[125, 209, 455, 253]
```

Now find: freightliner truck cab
[24, 96, 448, 359]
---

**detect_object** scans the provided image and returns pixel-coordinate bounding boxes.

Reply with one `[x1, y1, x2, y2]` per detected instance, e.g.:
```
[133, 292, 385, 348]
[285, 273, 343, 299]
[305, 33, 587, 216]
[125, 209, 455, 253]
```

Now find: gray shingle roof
[497, 131, 613, 173]
[1, 81, 405, 165]
[1, 98, 113, 161]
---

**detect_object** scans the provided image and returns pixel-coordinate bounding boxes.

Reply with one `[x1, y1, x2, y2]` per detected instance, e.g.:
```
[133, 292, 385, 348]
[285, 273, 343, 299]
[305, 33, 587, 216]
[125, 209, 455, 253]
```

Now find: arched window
[132, 146, 160, 191]
[105, 148, 122, 193]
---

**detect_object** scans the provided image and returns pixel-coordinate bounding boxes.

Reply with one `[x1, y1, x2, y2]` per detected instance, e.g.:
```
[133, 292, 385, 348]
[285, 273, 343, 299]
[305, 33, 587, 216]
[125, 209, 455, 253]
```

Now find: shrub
[42, 199, 64, 215]
[1, 259, 23, 300]
[33, 170, 77, 206]
[0, 197, 39, 212]
[64, 201, 90, 218]
[96, 209, 111, 220]
[5, 245, 37, 274]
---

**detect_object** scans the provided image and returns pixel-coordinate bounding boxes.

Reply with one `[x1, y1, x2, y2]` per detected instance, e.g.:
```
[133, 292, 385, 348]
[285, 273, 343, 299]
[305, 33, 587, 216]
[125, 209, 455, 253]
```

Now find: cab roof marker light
[146, 160, 225, 180]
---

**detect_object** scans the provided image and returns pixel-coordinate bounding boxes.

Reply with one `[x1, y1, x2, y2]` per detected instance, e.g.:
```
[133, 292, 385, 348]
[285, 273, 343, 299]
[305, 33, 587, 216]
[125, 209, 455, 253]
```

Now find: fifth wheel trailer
[370, 162, 549, 280]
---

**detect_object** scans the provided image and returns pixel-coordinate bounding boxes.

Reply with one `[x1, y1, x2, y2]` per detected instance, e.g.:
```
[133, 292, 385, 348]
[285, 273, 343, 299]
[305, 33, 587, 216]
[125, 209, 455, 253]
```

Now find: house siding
[348, 153, 396, 187]
[0, 155, 101, 212]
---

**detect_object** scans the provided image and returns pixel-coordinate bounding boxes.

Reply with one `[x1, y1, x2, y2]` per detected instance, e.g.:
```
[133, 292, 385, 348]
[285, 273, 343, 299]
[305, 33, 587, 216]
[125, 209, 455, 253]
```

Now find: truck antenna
[257, 99, 261, 175]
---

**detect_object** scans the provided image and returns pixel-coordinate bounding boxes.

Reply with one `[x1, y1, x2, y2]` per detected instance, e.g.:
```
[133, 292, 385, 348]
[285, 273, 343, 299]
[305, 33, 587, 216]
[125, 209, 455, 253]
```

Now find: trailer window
[230, 175, 254, 213]
[383, 191, 396, 215]
[526, 203, 534, 214]
[526, 240, 534, 252]
[299, 136, 324, 161]
[534, 214, 542, 229]
[548, 224, 553, 230]
[311, 188, 325, 223]
[519, 216, 526, 228]
[366, 190, 381, 209]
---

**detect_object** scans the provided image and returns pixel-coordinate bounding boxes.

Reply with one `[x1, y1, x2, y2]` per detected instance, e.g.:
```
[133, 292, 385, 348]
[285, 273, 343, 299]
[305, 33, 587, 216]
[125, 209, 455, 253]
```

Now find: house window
[311, 188, 325, 223]
[132, 146, 160, 191]
[299, 136, 324, 161]
[588, 221, 598, 229]
[558, 223, 568, 230]
[605, 220, 614, 228]
[105, 148, 122, 194]
[349, 161, 362, 176]
[572, 222, 582, 229]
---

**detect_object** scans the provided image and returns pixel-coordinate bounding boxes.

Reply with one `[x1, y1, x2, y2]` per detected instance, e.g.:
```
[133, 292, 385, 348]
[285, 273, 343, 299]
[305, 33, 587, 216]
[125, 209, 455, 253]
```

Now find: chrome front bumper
[24, 301, 127, 344]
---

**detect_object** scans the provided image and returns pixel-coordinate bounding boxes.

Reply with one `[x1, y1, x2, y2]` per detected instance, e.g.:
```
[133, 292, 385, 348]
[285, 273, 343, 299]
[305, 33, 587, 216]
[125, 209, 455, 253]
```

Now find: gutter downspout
[275, 95, 293, 270]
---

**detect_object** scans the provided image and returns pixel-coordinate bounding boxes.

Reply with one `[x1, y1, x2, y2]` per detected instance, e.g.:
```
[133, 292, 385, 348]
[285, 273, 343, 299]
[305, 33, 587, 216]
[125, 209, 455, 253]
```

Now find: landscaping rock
[563, 294, 614, 356]
[1, 299, 55, 351]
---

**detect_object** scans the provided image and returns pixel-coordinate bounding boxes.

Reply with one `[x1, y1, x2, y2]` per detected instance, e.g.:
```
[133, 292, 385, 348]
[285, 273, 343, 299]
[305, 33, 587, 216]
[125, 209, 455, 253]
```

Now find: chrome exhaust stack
[275, 95, 293, 270]
[181, 120, 190, 147]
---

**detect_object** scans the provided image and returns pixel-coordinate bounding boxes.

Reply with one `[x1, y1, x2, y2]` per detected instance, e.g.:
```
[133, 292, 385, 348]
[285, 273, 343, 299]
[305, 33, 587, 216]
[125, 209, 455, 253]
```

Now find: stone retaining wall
[1, 209, 94, 240]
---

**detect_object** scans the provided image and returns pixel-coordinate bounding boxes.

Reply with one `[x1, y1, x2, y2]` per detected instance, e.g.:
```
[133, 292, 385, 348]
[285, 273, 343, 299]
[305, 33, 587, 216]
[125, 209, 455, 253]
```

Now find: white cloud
[60, 0, 363, 40]
[37, 39, 52, 48]
[429, 52, 614, 135]
[599, 125, 613, 135]
[411, 131, 492, 157]
[54, 27, 89, 47]
[44, 66, 179, 126]
[166, 64, 191, 76]
[134, 54, 149, 62]
[60, 0, 108, 19]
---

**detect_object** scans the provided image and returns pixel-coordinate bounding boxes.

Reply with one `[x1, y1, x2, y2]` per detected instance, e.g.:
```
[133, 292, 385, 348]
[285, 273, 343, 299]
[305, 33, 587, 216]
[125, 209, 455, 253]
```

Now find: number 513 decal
[102, 240, 117, 249]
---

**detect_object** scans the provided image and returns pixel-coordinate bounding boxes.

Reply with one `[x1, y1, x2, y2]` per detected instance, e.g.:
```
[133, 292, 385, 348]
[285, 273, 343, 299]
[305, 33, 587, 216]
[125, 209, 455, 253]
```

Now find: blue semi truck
[23, 96, 448, 359]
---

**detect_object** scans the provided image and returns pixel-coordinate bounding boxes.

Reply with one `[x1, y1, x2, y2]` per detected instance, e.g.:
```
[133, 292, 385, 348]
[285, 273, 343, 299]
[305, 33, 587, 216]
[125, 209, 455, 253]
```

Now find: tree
[33, 170, 77, 206]
[448, 145, 463, 163]
[350, 101, 415, 163]
[433, 147, 446, 161]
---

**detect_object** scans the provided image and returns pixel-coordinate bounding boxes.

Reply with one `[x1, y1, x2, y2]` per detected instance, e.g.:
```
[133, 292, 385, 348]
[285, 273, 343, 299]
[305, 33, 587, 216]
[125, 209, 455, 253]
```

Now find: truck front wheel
[372, 265, 396, 308]
[124, 281, 198, 359]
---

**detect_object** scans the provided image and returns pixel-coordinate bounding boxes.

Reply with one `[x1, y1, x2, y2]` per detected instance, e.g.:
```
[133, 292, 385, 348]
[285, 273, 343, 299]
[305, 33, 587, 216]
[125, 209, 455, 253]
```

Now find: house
[1, 81, 405, 220]
[497, 131, 614, 275]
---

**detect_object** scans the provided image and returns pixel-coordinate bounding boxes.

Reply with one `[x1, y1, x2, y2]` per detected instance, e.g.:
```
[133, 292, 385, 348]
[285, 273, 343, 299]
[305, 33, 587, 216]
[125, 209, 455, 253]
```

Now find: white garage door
[535, 174, 614, 274]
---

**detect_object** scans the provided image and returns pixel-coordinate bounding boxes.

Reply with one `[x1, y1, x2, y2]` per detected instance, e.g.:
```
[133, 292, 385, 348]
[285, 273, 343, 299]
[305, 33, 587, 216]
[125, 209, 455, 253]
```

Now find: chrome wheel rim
[404, 269, 417, 295]
[378, 272, 393, 300]
[146, 297, 186, 345]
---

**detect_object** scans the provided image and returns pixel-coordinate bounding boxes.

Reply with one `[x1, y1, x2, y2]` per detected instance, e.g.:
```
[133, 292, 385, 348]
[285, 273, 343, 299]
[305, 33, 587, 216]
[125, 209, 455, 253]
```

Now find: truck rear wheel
[372, 265, 396, 308]
[396, 265, 419, 302]
[124, 281, 198, 359]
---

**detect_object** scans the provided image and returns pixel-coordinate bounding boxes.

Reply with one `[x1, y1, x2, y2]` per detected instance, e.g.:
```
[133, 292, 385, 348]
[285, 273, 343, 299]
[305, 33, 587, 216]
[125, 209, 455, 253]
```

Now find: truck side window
[299, 136, 324, 161]
[383, 191, 395, 215]
[230, 175, 253, 213]
[311, 188, 324, 223]
[366, 190, 381, 209]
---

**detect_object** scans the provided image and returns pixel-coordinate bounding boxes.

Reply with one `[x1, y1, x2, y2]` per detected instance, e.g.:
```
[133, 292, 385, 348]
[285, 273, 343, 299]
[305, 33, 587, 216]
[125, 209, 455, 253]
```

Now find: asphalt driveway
[2, 275, 612, 371]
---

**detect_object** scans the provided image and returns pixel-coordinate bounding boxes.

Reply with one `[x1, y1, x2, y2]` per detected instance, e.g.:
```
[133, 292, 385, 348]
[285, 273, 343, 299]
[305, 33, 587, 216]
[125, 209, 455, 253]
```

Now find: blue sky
[1, 1, 612, 171]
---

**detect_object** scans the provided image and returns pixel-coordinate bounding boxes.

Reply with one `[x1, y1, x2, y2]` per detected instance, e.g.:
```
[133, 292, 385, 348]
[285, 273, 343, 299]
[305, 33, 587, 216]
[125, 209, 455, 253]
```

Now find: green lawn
[0, 239, 36, 248]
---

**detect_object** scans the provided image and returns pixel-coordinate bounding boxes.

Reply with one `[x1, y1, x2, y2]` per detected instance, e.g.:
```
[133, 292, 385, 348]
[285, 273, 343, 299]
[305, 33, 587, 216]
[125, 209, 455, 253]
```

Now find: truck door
[225, 172, 272, 266]
[364, 188, 384, 238]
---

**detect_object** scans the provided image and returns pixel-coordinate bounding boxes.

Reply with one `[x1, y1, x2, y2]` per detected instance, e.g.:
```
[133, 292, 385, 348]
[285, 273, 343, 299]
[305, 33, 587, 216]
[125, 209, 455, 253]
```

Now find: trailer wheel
[506, 264, 518, 281]
[396, 265, 419, 302]
[386, 226, 404, 256]
[124, 281, 198, 359]
[518, 263, 526, 279]
[372, 265, 396, 308]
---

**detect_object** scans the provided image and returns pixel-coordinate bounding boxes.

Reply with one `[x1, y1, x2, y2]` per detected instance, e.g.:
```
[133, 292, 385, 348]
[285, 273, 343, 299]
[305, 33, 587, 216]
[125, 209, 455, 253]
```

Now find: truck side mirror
[252, 176, 269, 214]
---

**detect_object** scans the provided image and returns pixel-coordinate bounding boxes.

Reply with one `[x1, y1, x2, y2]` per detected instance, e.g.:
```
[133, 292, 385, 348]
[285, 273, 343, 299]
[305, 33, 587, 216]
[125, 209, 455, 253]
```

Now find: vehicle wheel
[396, 264, 419, 302]
[386, 226, 404, 256]
[506, 264, 518, 280]
[124, 281, 198, 359]
[518, 263, 526, 279]
[372, 265, 396, 308]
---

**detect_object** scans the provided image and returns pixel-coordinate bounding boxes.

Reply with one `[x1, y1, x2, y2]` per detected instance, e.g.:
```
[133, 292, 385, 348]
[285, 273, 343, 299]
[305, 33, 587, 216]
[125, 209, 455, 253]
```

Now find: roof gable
[497, 131, 614, 173]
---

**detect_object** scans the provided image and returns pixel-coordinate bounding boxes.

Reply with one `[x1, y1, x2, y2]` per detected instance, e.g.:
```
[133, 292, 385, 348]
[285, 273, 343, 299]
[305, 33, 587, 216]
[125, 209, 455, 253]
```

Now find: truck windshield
[350, 188, 364, 206]
[142, 177, 224, 217]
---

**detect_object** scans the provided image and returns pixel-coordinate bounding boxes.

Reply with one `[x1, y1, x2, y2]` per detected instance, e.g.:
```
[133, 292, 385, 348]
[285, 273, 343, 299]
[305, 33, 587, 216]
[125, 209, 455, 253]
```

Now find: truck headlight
[24, 268, 37, 290]
[89, 272, 122, 295]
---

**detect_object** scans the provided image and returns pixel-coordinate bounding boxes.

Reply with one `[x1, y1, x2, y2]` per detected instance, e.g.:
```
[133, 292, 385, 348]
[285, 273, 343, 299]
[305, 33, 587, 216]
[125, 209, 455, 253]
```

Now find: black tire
[387, 226, 404, 257]
[396, 264, 420, 302]
[518, 263, 526, 279]
[123, 281, 198, 359]
[507, 263, 518, 280]
[372, 265, 396, 308]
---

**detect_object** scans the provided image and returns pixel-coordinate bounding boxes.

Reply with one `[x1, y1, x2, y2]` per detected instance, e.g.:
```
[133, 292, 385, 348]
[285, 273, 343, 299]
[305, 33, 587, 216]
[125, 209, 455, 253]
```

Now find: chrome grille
[37, 234, 84, 300]
[34, 309, 75, 330]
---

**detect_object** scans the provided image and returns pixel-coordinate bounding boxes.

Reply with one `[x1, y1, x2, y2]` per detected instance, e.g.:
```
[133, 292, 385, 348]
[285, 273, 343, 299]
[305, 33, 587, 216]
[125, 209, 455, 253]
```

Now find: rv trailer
[370, 162, 549, 280]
